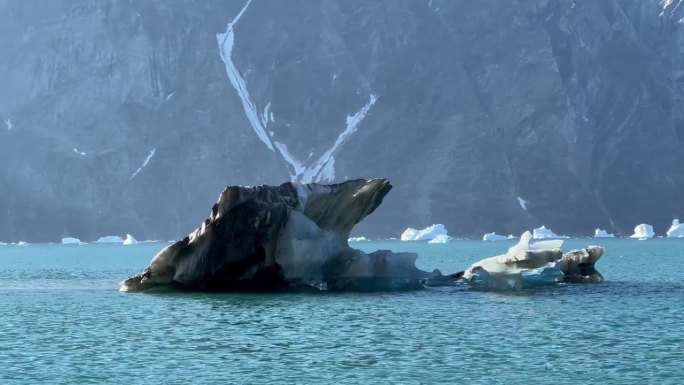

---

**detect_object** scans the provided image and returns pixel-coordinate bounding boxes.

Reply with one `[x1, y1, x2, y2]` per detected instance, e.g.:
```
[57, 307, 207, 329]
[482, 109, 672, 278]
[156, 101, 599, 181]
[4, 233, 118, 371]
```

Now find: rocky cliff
[1, 0, 683, 241]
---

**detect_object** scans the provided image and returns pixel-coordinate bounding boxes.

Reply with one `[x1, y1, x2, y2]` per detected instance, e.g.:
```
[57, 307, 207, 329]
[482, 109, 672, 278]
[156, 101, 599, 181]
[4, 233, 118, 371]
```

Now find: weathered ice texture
[120, 179, 430, 292]
[451, 232, 605, 290]
[1, 0, 683, 241]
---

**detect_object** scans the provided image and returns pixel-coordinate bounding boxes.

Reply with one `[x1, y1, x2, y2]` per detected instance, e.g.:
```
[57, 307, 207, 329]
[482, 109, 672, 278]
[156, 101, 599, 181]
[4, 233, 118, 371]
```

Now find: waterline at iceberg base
[121, 179, 604, 293]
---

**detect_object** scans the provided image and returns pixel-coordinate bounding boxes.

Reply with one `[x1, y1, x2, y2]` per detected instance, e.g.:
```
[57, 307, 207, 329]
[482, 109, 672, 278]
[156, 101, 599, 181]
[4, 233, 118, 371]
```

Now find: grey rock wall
[0, 0, 682, 241]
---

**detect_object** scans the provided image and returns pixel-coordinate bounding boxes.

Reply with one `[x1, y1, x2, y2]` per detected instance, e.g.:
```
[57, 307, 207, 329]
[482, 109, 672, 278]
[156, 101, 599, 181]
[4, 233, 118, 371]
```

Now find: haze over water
[1, 239, 682, 384]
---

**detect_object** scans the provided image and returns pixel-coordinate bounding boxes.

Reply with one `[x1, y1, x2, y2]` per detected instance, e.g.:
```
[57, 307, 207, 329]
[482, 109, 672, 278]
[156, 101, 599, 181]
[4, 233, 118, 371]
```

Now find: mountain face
[1, 0, 683, 242]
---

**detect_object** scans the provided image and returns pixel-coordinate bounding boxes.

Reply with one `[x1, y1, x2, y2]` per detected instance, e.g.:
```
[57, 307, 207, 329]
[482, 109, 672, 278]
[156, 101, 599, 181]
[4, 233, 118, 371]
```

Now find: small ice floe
[95, 235, 124, 244]
[61, 237, 84, 245]
[400, 224, 448, 241]
[483, 232, 508, 241]
[123, 234, 138, 245]
[13, 241, 29, 246]
[0, 242, 7, 245]
[348, 236, 369, 242]
[630, 224, 654, 240]
[532, 225, 568, 239]
[666, 219, 684, 238]
[594, 228, 615, 238]
[428, 234, 452, 244]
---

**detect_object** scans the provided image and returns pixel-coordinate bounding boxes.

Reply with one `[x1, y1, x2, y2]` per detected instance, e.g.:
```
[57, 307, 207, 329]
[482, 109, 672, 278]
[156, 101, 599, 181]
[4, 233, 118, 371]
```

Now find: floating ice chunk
[96, 235, 124, 243]
[630, 224, 654, 239]
[517, 197, 528, 211]
[594, 228, 615, 238]
[507, 234, 516, 239]
[123, 234, 138, 245]
[14, 241, 29, 246]
[532, 225, 567, 239]
[428, 234, 452, 243]
[666, 219, 684, 238]
[400, 224, 448, 241]
[348, 236, 369, 242]
[62, 237, 84, 245]
[0, 242, 6, 245]
[483, 232, 507, 241]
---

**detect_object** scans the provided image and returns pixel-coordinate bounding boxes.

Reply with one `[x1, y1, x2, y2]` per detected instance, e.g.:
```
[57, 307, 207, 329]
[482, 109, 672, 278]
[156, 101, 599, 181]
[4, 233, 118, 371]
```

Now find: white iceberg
[61, 237, 84, 245]
[532, 225, 567, 239]
[95, 235, 124, 244]
[483, 232, 508, 241]
[13, 241, 29, 246]
[594, 229, 615, 238]
[0, 242, 6, 246]
[428, 234, 452, 244]
[400, 224, 448, 241]
[666, 219, 684, 238]
[459, 231, 604, 290]
[348, 236, 369, 242]
[123, 234, 138, 245]
[630, 224, 654, 239]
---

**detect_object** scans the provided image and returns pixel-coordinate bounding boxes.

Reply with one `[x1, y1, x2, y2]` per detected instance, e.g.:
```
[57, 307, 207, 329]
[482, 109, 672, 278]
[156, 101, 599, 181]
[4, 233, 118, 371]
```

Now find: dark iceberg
[121, 179, 606, 293]
[120, 179, 430, 292]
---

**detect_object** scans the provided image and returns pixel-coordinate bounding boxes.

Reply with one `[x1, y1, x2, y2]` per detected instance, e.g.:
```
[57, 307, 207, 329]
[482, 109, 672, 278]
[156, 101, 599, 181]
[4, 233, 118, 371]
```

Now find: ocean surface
[1, 239, 682, 384]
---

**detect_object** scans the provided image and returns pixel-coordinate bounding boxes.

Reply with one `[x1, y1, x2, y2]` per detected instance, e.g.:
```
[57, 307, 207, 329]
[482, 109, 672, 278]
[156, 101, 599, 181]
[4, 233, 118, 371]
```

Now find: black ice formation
[120, 179, 431, 292]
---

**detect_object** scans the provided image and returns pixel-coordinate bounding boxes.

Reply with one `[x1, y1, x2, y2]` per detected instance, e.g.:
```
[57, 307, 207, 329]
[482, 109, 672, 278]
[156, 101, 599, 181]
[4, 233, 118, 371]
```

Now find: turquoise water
[1, 239, 683, 384]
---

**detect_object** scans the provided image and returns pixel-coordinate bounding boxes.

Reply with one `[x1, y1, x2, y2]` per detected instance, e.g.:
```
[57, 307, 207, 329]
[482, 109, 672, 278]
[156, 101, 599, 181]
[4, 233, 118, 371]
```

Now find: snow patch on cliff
[300, 94, 377, 183]
[217, 1, 376, 184]
[517, 197, 528, 210]
[130, 148, 156, 180]
[217, 0, 274, 152]
[3, 118, 11, 130]
[274, 141, 305, 178]
[73, 148, 87, 156]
